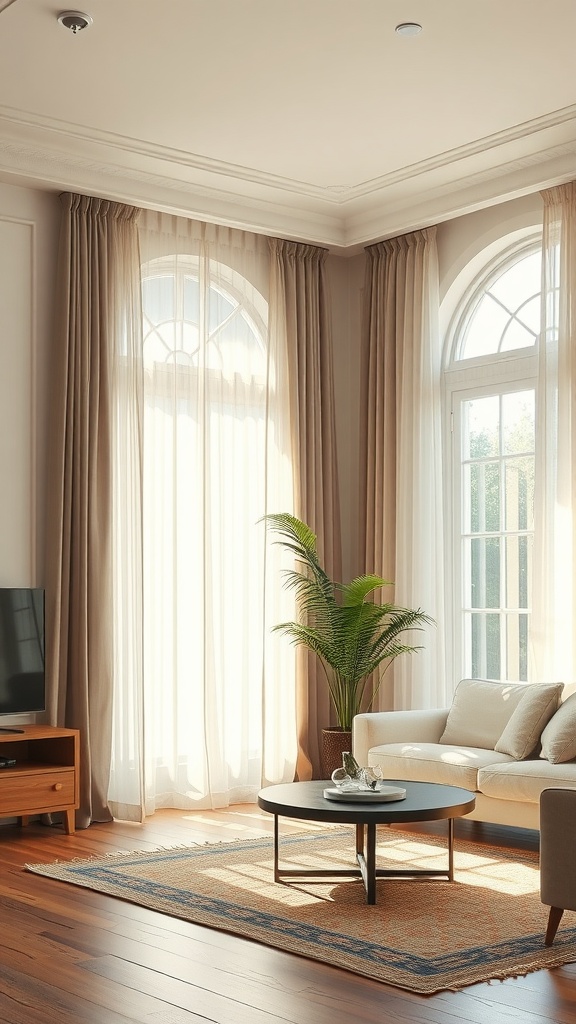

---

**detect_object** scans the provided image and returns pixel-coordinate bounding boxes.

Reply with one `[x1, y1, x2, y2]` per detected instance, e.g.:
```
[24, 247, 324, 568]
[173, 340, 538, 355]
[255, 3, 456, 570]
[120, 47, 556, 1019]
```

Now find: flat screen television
[0, 587, 45, 733]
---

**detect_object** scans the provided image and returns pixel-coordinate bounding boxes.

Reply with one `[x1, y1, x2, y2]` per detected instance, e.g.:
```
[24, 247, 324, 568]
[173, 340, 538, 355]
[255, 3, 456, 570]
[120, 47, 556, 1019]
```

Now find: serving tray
[323, 785, 407, 803]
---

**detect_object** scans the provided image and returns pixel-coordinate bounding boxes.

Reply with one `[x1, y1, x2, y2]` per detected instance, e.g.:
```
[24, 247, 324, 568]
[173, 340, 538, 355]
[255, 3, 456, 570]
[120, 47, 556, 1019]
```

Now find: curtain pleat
[269, 238, 342, 778]
[531, 182, 576, 681]
[45, 193, 142, 828]
[360, 228, 446, 711]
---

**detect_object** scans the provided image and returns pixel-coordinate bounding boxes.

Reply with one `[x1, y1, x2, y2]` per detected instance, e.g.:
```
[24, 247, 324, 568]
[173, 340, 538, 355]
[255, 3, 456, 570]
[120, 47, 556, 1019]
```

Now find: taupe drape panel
[360, 240, 399, 589]
[360, 228, 441, 709]
[45, 193, 142, 828]
[269, 238, 342, 779]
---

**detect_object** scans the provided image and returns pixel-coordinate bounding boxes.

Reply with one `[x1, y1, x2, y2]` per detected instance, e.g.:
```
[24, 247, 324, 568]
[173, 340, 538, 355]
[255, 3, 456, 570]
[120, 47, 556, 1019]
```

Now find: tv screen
[0, 588, 45, 716]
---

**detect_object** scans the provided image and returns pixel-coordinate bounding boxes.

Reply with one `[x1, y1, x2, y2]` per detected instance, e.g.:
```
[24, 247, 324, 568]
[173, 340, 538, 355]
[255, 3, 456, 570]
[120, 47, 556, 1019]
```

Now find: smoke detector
[58, 11, 93, 34]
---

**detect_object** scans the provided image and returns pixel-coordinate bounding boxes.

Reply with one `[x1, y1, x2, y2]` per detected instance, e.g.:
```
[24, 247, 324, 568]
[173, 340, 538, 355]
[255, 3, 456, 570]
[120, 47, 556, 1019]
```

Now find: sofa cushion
[478, 758, 576, 804]
[439, 679, 530, 749]
[367, 742, 514, 793]
[494, 682, 564, 759]
[539, 691, 576, 764]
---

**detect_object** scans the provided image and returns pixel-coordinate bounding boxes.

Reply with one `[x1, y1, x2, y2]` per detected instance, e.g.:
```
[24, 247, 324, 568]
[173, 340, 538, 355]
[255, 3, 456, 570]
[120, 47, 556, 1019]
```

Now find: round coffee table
[257, 779, 476, 904]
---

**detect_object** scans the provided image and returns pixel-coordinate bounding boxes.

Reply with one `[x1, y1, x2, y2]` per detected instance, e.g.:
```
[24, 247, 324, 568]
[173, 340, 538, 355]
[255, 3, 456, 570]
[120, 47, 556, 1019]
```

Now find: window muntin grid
[447, 239, 540, 683]
[456, 249, 541, 361]
[460, 390, 534, 681]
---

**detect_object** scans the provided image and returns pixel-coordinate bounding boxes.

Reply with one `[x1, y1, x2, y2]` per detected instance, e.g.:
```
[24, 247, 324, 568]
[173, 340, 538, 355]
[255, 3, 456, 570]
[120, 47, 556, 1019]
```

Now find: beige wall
[0, 183, 58, 587]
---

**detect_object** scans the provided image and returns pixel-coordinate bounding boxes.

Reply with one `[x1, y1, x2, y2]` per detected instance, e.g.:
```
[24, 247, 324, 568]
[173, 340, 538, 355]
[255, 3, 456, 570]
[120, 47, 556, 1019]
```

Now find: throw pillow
[439, 678, 530, 749]
[540, 692, 576, 764]
[494, 682, 564, 760]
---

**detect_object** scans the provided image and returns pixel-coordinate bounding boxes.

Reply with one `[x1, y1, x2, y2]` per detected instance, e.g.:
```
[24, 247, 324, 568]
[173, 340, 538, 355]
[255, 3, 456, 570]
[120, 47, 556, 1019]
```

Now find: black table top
[257, 779, 476, 825]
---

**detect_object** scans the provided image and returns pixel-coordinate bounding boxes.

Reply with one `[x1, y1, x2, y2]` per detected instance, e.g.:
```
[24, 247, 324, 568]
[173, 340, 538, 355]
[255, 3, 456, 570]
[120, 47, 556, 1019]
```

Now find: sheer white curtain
[362, 229, 447, 710]
[108, 213, 296, 820]
[531, 183, 576, 682]
[394, 229, 446, 708]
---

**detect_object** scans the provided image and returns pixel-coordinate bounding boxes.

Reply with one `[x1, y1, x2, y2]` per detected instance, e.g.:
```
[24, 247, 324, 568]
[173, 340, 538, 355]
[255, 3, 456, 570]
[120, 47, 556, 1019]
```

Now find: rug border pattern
[25, 828, 576, 994]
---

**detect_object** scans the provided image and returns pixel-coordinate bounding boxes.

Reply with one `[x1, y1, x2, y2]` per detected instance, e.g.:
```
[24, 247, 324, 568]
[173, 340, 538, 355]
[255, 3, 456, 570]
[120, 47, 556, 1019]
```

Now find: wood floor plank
[82, 954, 300, 1024]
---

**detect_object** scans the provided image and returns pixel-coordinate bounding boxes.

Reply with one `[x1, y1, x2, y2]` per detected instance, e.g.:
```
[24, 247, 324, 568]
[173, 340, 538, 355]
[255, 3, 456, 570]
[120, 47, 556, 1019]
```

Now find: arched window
[444, 237, 540, 682]
[142, 255, 267, 376]
[140, 252, 271, 778]
[107, 227, 295, 818]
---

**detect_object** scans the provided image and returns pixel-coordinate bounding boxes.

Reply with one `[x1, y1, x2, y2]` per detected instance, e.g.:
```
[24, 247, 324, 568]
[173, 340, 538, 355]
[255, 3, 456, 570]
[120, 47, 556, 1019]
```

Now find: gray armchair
[540, 787, 576, 945]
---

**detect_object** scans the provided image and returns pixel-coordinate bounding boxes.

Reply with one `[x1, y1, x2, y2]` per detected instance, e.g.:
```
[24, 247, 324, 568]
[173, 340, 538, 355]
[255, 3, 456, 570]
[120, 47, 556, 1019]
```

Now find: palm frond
[263, 514, 434, 730]
[341, 574, 392, 606]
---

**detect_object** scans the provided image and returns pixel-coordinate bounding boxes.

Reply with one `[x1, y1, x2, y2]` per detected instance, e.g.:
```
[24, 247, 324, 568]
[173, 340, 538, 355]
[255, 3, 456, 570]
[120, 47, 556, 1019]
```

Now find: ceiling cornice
[340, 102, 576, 202]
[0, 102, 575, 252]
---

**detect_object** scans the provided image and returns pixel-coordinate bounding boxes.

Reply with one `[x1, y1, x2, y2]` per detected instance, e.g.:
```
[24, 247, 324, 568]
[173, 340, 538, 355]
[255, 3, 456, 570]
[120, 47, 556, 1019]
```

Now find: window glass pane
[490, 252, 541, 306]
[470, 612, 501, 680]
[144, 325, 173, 363]
[505, 612, 529, 681]
[504, 534, 531, 609]
[468, 462, 500, 533]
[143, 275, 174, 324]
[501, 320, 537, 352]
[464, 395, 499, 458]
[515, 294, 540, 334]
[183, 276, 200, 323]
[463, 295, 510, 359]
[209, 286, 236, 333]
[470, 537, 500, 608]
[176, 322, 199, 363]
[505, 457, 534, 532]
[502, 391, 535, 455]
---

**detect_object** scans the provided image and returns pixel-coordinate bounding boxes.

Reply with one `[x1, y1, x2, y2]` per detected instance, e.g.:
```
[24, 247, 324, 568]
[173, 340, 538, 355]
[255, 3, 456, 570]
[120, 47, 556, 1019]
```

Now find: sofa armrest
[540, 788, 576, 911]
[352, 708, 450, 766]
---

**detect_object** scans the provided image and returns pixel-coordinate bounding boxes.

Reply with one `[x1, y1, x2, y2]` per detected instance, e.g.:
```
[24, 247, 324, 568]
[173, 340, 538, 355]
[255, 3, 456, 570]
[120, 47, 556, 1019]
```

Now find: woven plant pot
[321, 727, 352, 779]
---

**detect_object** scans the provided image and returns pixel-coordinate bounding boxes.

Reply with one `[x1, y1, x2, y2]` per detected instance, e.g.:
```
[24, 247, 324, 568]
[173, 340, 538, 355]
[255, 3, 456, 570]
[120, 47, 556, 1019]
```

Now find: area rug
[26, 828, 576, 994]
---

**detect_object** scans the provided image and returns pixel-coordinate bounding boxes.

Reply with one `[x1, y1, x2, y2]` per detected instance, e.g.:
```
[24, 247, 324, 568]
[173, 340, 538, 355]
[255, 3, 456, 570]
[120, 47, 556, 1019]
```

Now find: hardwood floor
[1, 808, 575, 1024]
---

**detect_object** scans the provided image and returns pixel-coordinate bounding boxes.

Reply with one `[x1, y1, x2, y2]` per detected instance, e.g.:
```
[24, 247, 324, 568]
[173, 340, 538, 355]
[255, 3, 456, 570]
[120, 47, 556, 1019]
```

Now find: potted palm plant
[264, 513, 433, 776]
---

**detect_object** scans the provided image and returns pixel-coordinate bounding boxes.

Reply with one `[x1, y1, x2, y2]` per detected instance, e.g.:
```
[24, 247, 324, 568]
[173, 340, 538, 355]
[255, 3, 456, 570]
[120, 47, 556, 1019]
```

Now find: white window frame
[449, 375, 536, 680]
[443, 234, 540, 684]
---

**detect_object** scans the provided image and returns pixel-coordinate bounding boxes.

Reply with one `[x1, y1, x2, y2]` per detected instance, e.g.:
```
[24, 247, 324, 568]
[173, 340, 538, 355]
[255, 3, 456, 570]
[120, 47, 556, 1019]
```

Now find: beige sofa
[352, 678, 576, 831]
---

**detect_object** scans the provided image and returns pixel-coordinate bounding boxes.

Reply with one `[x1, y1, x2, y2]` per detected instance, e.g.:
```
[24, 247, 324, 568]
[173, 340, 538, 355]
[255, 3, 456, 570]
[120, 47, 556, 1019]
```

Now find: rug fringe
[25, 841, 206, 870]
[25, 827, 343, 871]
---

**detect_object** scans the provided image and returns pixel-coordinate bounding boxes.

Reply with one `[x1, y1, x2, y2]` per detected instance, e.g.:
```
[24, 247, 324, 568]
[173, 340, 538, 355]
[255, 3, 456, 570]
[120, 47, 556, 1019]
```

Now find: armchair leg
[545, 906, 564, 946]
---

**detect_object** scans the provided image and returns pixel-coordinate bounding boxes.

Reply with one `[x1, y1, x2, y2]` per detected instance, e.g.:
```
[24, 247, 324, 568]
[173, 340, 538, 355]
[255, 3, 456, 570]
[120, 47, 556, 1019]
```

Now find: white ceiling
[0, 0, 575, 251]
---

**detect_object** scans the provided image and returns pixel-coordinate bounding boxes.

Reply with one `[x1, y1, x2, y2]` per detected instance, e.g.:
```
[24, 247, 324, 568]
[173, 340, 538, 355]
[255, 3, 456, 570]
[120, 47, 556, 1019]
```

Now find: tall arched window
[141, 252, 276, 790]
[109, 219, 296, 819]
[444, 238, 541, 682]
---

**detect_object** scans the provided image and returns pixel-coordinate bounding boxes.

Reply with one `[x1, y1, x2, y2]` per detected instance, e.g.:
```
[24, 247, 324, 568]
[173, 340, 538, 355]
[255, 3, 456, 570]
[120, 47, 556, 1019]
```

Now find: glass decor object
[330, 752, 385, 792]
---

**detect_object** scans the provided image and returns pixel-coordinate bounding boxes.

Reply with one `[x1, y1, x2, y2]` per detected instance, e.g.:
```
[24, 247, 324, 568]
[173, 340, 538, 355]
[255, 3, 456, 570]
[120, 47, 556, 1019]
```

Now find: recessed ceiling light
[395, 22, 423, 37]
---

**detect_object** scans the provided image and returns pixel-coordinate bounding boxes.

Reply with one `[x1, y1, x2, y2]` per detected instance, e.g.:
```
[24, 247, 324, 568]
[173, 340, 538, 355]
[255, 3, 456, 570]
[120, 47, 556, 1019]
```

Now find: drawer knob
[53, 783, 63, 792]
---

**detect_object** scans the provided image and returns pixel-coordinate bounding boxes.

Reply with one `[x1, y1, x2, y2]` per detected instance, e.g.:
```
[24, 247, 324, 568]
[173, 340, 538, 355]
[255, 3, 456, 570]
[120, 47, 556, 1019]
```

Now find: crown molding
[0, 140, 346, 249]
[343, 118, 576, 250]
[0, 106, 340, 202]
[340, 102, 576, 202]
[0, 102, 575, 251]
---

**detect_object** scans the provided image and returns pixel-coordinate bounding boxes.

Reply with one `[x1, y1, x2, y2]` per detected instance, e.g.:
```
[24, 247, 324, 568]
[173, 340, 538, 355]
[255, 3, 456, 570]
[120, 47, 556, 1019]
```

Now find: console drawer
[0, 769, 76, 814]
